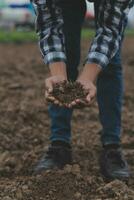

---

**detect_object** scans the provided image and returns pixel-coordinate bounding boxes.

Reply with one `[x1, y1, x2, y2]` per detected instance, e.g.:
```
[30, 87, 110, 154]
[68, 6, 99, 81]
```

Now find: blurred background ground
[0, 33, 134, 200]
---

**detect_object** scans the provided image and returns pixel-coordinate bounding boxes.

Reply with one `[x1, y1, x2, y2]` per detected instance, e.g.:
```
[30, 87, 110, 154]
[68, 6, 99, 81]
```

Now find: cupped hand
[68, 79, 96, 108]
[45, 75, 67, 106]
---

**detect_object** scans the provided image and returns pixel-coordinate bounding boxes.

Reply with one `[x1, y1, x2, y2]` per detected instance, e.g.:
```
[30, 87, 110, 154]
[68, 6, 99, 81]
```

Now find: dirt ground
[0, 37, 134, 200]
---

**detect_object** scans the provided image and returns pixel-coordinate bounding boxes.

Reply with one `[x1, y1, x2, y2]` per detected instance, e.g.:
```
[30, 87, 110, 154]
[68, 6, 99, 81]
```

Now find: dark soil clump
[50, 81, 88, 105]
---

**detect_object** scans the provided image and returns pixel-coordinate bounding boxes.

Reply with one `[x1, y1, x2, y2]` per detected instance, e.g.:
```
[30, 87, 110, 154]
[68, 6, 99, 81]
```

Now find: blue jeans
[48, 0, 124, 145]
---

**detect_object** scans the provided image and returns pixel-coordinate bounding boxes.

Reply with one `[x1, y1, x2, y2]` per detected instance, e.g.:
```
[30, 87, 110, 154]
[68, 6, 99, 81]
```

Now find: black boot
[34, 141, 72, 175]
[99, 145, 130, 180]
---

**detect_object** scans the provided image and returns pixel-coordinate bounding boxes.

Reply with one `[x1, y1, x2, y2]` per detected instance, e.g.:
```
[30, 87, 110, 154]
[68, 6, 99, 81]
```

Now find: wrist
[49, 62, 67, 79]
[79, 63, 101, 83]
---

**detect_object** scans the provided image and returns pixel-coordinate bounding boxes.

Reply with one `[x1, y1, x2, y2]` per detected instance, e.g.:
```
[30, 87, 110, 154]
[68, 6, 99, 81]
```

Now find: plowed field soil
[0, 37, 134, 200]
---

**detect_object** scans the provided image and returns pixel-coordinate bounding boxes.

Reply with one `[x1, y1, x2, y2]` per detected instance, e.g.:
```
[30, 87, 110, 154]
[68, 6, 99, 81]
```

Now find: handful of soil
[47, 81, 89, 108]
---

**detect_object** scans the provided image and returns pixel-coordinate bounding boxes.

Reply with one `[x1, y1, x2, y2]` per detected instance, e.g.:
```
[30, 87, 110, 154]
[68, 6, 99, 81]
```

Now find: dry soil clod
[48, 81, 89, 108]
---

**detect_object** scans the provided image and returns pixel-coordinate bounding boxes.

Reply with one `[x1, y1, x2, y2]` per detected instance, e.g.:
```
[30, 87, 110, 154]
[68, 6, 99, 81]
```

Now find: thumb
[86, 94, 91, 103]
[45, 78, 53, 93]
[86, 89, 96, 104]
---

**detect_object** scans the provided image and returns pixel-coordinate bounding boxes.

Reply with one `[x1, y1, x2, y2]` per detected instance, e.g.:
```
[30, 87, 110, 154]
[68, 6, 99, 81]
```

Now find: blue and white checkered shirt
[31, 0, 134, 69]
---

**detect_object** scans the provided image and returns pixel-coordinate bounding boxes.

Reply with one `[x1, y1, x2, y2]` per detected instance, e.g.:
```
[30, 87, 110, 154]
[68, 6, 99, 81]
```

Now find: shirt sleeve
[31, 0, 66, 65]
[85, 0, 134, 69]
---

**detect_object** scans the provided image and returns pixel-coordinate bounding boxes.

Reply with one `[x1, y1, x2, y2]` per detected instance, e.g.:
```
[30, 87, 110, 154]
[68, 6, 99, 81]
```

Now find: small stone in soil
[74, 192, 82, 199]
[63, 164, 72, 173]
[71, 164, 81, 175]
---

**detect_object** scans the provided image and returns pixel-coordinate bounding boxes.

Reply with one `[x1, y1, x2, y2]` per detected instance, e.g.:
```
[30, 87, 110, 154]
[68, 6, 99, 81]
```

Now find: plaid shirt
[31, 0, 134, 69]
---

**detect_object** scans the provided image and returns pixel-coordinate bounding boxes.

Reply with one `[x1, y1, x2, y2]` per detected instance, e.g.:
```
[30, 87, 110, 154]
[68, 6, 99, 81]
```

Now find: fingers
[45, 78, 96, 108]
[68, 99, 88, 109]
[45, 76, 68, 107]
[68, 84, 96, 108]
[45, 90, 63, 107]
[68, 100, 76, 108]
[68, 90, 96, 108]
[45, 78, 65, 106]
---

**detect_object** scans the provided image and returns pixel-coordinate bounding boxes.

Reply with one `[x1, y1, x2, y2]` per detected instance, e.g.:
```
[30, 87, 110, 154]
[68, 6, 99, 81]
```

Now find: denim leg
[94, 0, 127, 145]
[49, 0, 86, 143]
[97, 50, 124, 145]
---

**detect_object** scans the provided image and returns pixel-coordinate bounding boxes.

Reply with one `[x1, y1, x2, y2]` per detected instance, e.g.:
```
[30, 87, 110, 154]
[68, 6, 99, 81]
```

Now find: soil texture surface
[0, 37, 134, 200]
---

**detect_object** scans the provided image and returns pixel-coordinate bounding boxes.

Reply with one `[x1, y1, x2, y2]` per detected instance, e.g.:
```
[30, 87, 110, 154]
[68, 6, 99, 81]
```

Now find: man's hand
[78, 79, 96, 103]
[68, 63, 101, 108]
[68, 79, 96, 108]
[45, 62, 67, 106]
[45, 75, 67, 106]
[45, 62, 101, 108]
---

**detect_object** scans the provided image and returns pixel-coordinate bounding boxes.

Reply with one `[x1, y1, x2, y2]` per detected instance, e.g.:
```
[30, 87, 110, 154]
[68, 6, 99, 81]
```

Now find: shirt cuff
[42, 52, 67, 65]
[85, 52, 109, 69]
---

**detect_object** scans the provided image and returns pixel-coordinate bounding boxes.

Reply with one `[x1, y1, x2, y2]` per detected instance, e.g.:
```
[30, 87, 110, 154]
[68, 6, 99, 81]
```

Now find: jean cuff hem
[50, 138, 71, 144]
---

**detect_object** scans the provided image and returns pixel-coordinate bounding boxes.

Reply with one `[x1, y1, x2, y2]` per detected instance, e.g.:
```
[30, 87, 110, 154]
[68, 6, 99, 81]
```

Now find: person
[31, 0, 133, 180]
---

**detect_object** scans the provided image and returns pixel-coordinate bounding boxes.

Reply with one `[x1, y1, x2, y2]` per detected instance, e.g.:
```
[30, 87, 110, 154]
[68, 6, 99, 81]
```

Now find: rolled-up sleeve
[31, 0, 66, 65]
[86, 0, 134, 69]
